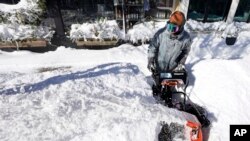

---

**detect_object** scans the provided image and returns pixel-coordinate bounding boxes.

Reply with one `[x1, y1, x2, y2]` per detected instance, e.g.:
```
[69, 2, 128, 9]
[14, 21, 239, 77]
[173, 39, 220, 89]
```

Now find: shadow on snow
[0, 63, 140, 95]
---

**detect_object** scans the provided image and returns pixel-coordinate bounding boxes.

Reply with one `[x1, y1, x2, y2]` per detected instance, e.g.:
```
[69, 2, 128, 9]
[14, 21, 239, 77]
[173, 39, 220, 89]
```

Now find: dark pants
[151, 72, 161, 95]
[152, 73, 160, 86]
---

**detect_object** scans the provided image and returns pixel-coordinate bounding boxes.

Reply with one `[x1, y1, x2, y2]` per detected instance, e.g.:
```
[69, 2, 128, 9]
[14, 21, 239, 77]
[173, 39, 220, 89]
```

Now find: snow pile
[0, 24, 55, 41]
[186, 20, 250, 38]
[70, 20, 124, 41]
[186, 20, 250, 32]
[126, 21, 156, 43]
[126, 20, 250, 43]
[186, 20, 227, 32]
[124, 21, 165, 44]
[0, 0, 46, 24]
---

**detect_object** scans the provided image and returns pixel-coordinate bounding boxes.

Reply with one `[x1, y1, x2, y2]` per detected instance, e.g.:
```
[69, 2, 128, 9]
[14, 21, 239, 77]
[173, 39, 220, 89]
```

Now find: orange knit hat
[169, 11, 186, 27]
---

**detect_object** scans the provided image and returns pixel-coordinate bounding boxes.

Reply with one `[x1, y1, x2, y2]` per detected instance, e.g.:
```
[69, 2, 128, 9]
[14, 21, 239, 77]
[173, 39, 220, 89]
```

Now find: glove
[173, 64, 185, 72]
[147, 57, 156, 72]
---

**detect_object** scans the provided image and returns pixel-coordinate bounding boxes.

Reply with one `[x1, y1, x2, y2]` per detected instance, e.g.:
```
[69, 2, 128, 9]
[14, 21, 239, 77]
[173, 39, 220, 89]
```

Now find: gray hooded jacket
[148, 26, 191, 72]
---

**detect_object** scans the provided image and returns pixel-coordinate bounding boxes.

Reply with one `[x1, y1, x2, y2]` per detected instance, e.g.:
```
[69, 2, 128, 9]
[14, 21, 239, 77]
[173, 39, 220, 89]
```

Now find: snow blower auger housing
[152, 70, 210, 141]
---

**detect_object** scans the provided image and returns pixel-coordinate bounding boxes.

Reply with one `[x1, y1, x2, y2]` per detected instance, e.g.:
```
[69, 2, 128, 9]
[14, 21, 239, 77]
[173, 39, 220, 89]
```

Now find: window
[234, 0, 250, 22]
[206, 0, 232, 22]
[188, 0, 232, 22]
[156, 0, 173, 7]
[149, 0, 175, 19]
[187, 0, 206, 21]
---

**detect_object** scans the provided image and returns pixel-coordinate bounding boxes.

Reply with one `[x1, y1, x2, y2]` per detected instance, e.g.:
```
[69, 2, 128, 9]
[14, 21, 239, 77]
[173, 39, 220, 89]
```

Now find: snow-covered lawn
[1, 27, 250, 141]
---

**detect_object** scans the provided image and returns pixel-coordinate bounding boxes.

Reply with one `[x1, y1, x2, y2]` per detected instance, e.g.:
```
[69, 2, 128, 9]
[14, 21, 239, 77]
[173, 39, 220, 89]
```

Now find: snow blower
[152, 70, 210, 141]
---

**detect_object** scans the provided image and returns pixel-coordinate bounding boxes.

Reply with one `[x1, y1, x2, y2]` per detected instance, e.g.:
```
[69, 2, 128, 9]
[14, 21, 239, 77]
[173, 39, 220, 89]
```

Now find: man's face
[166, 22, 180, 34]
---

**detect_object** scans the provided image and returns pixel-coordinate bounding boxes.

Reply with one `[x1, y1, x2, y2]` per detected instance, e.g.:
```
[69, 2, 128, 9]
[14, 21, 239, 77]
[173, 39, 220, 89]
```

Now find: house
[1, 0, 249, 33]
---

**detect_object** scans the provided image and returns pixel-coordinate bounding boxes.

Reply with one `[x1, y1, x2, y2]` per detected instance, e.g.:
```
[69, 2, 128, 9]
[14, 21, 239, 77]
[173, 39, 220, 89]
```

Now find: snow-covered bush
[0, 0, 46, 25]
[70, 19, 123, 41]
[0, 24, 55, 42]
[126, 21, 157, 44]
[0, 0, 54, 42]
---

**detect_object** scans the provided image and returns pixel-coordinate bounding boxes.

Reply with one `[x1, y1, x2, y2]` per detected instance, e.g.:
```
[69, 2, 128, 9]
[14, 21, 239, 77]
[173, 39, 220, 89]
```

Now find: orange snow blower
[153, 70, 210, 141]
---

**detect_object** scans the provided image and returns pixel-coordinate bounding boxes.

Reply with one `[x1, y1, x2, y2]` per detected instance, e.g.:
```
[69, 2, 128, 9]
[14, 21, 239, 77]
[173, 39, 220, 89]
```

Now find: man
[147, 11, 192, 94]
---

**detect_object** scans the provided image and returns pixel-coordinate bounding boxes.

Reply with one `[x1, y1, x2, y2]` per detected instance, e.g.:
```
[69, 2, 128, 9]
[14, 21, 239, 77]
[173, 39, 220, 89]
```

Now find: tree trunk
[46, 0, 65, 36]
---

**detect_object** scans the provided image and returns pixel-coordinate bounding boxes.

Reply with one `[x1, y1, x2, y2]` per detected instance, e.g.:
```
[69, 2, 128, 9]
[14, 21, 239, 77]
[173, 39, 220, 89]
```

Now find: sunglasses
[166, 22, 180, 33]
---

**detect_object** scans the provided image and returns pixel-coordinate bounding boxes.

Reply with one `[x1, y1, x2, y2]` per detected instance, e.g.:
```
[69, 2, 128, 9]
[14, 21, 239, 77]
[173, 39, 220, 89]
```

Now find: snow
[0, 0, 29, 13]
[1, 9, 250, 140]
[0, 0, 45, 24]
[70, 20, 124, 41]
[0, 24, 55, 41]
[69, 20, 165, 43]
[0, 0, 41, 13]
[0, 45, 193, 141]
[0, 0, 53, 41]
[126, 20, 250, 43]
[126, 21, 155, 43]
